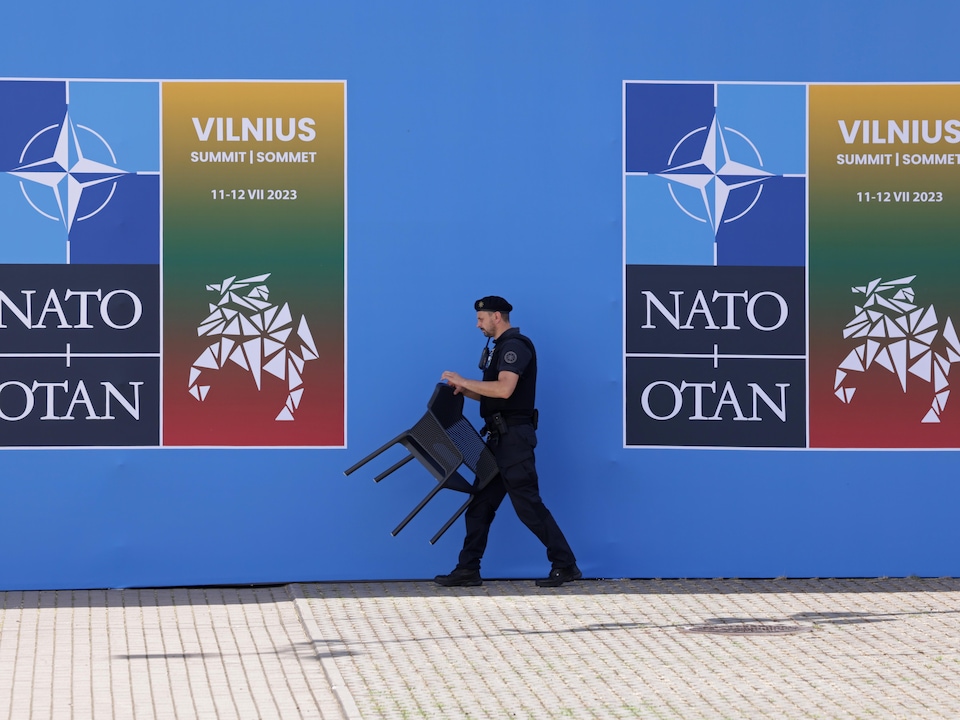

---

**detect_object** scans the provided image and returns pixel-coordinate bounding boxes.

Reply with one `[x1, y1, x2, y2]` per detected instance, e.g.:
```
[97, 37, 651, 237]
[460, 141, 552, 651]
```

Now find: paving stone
[0, 579, 957, 717]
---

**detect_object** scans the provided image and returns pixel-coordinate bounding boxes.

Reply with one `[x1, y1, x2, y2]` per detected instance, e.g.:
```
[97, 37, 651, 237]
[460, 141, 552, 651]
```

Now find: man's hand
[440, 369, 518, 401]
[441, 370, 467, 394]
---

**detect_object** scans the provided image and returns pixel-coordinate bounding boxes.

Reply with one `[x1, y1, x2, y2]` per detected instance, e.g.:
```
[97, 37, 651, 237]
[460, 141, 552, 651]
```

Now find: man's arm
[440, 370, 519, 401]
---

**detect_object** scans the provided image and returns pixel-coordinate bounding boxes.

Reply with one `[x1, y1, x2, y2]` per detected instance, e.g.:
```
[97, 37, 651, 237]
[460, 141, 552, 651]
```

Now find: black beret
[474, 296, 513, 313]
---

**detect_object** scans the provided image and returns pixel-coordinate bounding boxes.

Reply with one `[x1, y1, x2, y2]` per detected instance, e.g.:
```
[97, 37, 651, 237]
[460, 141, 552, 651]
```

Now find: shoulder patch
[503, 350, 518, 364]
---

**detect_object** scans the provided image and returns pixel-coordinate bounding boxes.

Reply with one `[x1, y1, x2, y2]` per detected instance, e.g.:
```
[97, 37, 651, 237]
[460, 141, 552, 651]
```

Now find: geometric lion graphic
[187, 273, 319, 421]
[834, 275, 960, 423]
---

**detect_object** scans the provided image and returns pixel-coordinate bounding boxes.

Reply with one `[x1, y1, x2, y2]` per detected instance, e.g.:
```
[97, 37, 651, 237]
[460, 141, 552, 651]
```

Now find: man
[436, 295, 581, 588]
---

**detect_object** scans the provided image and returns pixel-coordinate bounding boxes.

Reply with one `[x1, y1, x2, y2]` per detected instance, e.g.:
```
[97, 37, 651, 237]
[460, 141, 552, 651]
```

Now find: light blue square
[0, 174, 67, 263]
[625, 174, 714, 265]
[67, 81, 160, 172]
[716, 84, 806, 174]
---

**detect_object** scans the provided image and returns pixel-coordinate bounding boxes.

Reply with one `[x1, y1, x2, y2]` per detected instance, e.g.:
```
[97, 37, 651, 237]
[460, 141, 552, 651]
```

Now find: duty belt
[501, 413, 536, 426]
[482, 410, 538, 436]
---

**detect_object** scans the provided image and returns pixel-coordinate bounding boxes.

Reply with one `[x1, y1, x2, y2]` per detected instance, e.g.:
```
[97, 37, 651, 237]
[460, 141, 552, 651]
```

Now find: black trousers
[457, 423, 576, 572]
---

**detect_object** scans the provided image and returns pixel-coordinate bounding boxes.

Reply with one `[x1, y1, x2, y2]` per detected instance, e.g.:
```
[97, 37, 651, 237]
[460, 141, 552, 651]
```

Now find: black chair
[344, 383, 500, 543]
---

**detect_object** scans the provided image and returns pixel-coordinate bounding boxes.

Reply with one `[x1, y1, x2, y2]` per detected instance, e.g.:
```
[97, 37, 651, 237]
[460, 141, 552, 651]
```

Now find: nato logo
[625, 83, 806, 267]
[0, 80, 159, 264]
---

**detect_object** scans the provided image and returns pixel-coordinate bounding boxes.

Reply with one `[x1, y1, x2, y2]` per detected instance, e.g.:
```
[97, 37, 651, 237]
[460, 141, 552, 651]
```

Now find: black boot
[535, 564, 582, 587]
[434, 567, 483, 587]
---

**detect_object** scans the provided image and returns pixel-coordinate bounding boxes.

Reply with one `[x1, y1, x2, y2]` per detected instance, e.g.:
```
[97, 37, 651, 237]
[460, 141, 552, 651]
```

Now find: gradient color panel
[162, 82, 345, 446]
[809, 84, 960, 448]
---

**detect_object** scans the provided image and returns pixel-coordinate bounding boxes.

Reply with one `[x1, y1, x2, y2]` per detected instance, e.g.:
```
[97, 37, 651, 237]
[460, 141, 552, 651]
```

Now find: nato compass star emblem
[8, 110, 128, 255]
[657, 114, 774, 235]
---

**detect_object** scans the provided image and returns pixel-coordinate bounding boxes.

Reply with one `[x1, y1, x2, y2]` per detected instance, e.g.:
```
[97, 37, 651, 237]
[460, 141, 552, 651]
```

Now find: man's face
[476, 311, 498, 337]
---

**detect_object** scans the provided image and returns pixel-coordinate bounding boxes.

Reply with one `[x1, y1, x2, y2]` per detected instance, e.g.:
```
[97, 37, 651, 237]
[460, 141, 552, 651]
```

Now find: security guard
[436, 296, 581, 588]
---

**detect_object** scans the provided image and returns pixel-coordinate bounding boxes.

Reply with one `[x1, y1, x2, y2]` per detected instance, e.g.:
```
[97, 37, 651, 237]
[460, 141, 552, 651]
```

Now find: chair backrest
[427, 383, 499, 485]
[426, 382, 465, 429]
[445, 417, 499, 479]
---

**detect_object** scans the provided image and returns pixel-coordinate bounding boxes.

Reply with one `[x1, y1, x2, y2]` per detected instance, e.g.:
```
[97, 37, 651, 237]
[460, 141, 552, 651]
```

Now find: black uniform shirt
[480, 327, 537, 419]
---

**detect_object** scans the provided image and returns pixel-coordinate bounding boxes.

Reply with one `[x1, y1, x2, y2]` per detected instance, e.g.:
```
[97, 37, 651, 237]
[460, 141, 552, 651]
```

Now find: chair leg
[373, 454, 414, 483]
[390, 477, 451, 536]
[343, 434, 405, 476]
[438, 471, 475, 494]
[429, 497, 473, 545]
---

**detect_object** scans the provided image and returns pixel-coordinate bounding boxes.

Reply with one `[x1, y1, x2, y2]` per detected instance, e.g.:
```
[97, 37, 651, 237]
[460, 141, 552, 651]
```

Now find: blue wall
[1, 1, 958, 589]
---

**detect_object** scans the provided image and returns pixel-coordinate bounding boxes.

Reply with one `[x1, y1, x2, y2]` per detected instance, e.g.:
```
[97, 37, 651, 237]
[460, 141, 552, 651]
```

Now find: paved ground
[0, 578, 957, 719]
